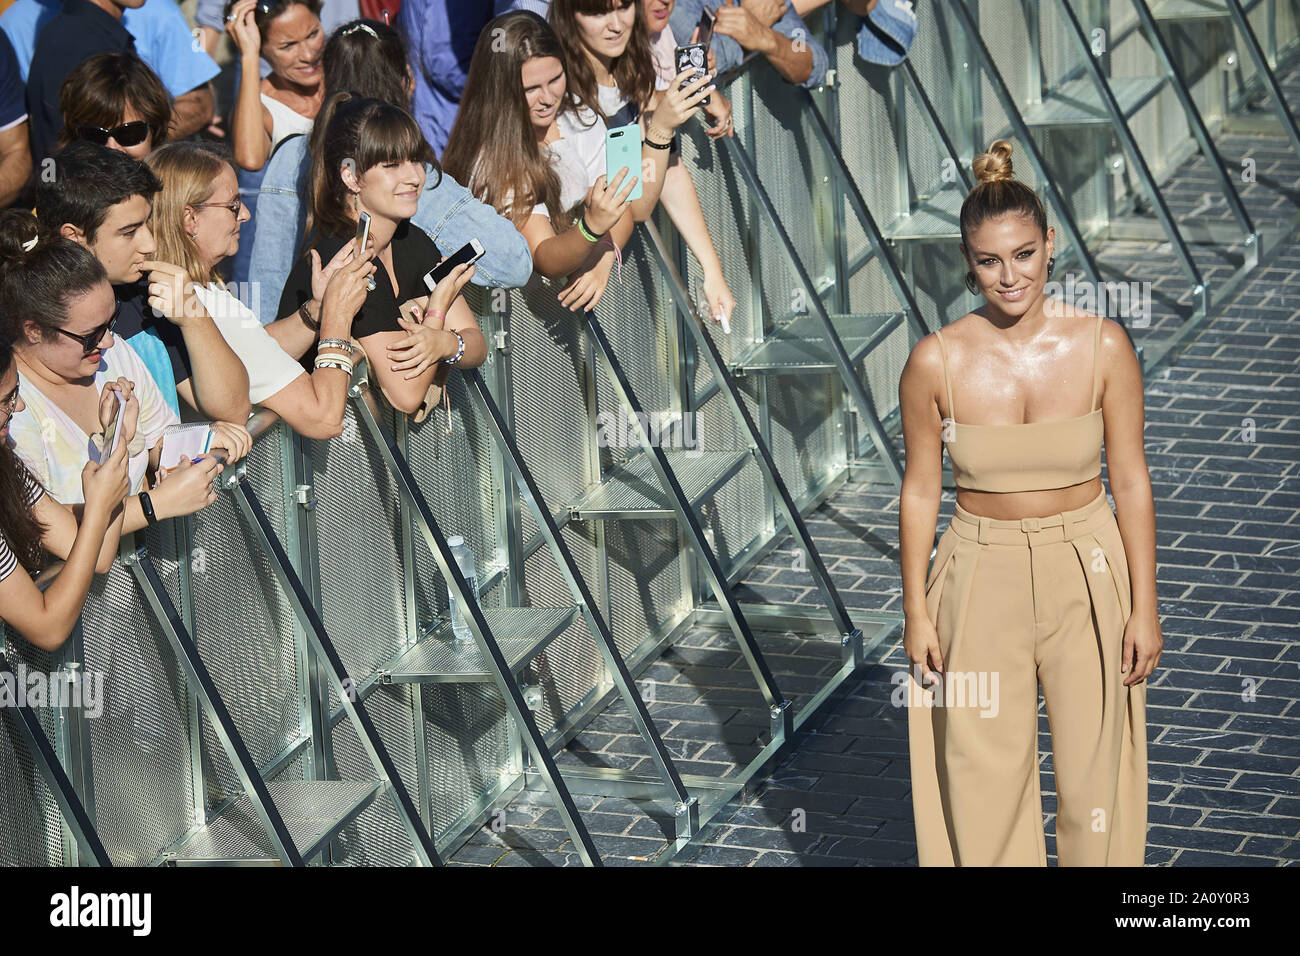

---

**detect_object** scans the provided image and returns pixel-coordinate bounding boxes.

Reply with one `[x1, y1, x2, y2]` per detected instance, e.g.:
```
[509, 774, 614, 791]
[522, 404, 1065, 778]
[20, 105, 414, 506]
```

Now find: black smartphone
[675, 43, 710, 108]
[423, 238, 485, 291]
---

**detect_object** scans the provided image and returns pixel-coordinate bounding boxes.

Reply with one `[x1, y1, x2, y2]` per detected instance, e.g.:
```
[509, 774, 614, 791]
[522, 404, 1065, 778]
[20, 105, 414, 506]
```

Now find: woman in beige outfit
[896, 140, 1161, 866]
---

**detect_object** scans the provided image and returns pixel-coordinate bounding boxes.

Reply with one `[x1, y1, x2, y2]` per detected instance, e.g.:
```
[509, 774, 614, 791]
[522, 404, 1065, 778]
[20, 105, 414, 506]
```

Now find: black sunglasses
[56, 302, 121, 356]
[76, 121, 150, 148]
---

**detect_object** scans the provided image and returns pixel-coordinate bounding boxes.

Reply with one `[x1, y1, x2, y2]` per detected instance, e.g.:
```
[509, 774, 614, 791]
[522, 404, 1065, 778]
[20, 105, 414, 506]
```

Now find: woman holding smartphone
[442, 10, 707, 313]
[0, 215, 224, 556]
[549, 0, 735, 325]
[0, 337, 132, 651]
[275, 94, 487, 418]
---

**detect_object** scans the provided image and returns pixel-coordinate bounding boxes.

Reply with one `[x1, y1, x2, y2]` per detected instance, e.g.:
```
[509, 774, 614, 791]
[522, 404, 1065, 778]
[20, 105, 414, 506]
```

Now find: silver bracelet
[317, 337, 358, 357]
[442, 329, 466, 366]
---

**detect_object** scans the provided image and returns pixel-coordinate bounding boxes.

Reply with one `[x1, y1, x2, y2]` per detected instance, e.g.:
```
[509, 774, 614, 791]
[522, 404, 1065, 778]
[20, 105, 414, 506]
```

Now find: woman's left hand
[208, 420, 253, 464]
[558, 250, 616, 313]
[1121, 612, 1162, 686]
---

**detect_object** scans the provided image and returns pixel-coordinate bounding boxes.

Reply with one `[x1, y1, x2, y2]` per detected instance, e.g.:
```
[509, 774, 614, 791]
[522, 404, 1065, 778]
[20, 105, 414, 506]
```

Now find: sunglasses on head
[56, 302, 121, 356]
[76, 121, 150, 148]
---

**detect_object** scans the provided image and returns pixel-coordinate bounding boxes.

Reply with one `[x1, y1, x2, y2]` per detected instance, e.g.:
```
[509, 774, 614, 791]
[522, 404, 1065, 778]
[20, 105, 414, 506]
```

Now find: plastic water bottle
[446, 535, 479, 642]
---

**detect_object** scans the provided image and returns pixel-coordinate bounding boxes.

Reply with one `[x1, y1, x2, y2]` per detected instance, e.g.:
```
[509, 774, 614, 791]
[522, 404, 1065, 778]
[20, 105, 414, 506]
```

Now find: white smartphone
[356, 212, 376, 291]
[423, 239, 485, 292]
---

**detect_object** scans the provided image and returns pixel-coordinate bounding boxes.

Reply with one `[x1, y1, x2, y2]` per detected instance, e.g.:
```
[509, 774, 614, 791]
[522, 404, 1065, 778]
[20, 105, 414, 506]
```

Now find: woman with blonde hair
[898, 140, 1158, 866]
[145, 141, 376, 439]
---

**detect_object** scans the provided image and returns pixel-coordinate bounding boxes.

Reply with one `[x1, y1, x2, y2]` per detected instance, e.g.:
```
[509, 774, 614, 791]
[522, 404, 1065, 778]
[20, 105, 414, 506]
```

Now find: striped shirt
[0, 465, 44, 582]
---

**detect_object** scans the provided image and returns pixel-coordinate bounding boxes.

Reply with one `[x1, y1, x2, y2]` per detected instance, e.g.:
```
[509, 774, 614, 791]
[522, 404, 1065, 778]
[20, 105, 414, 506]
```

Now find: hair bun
[972, 139, 1015, 184]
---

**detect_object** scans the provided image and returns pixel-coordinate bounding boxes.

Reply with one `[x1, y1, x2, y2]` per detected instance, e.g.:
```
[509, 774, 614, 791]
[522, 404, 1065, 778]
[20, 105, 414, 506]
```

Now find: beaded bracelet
[443, 329, 466, 365]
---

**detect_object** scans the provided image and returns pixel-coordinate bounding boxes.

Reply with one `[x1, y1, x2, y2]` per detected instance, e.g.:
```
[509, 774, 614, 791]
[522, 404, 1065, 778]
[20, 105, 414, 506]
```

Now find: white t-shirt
[556, 98, 610, 197]
[535, 137, 590, 219]
[8, 337, 179, 504]
[192, 283, 306, 405]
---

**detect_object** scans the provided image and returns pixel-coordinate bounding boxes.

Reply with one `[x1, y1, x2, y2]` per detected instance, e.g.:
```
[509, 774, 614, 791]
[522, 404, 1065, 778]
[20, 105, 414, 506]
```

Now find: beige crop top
[937, 315, 1104, 493]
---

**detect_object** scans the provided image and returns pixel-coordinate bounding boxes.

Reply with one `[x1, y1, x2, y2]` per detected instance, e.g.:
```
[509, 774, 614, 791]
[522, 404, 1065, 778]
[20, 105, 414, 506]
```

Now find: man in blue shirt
[15, 0, 220, 161]
[0, 30, 30, 206]
[670, 0, 827, 88]
[398, 0, 493, 158]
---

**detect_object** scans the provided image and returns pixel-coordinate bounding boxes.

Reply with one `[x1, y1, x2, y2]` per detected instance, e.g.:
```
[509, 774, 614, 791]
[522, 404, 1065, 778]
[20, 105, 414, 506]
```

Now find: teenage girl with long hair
[549, 0, 735, 323]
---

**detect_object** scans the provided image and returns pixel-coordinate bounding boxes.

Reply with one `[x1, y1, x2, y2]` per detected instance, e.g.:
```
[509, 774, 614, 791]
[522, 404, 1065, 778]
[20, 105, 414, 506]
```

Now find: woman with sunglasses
[0, 213, 223, 535]
[146, 141, 374, 438]
[0, 336, 133, 652]
[58, 52, 172, 162]
[225, 0, 326, 172]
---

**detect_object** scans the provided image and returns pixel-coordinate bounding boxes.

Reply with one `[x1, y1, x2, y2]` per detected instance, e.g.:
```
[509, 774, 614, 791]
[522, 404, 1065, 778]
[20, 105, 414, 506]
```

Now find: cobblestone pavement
[447, 74, 1300, 869]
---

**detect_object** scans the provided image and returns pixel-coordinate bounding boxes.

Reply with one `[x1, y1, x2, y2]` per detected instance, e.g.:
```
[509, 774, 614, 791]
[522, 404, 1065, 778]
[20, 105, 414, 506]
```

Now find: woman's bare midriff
[955, 474, 1105, 520]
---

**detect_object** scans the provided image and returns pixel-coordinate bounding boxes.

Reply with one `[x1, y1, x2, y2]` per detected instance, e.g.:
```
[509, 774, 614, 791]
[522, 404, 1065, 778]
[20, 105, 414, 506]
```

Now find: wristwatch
[139, 490, 158, 526]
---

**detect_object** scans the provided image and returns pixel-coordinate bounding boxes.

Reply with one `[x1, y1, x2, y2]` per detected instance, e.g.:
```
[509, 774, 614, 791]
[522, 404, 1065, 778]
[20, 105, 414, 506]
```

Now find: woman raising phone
[274, 94, 486, 417]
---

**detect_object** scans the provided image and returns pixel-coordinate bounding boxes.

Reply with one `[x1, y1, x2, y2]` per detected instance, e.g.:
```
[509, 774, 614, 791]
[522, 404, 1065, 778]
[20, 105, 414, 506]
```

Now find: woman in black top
[274, 94, 484, 417]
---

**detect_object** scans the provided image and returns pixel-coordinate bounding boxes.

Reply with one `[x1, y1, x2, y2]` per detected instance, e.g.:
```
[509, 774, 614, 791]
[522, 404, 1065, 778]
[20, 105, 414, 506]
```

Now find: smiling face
[22, 282, 118, 382]
[85, 194, 156, 284]
[574, 1, 637, 62]
[962, 214, 1056, 317]
[190, 165, 250, 268]
[643, 0, 673, 32]
[522, 56, 567, 136]
[0, 362, 23, 441]
[262, 3, 325, 88]
[355, 158, 426, 223]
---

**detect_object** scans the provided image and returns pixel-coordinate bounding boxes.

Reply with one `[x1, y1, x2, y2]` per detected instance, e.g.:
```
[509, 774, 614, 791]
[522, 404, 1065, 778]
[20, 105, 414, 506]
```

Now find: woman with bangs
[551, 0, 735, 325]
[275, 94, 486, 418]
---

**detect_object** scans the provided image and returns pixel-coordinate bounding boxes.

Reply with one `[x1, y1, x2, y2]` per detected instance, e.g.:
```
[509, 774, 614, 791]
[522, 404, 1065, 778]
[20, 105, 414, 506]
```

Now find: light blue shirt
[1, 0, 220, 96]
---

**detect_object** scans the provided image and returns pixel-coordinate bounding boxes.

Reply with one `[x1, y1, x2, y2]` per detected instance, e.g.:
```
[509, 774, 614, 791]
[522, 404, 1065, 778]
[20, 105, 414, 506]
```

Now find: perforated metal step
[1022, 76, 1167, 126]
[381, 606, 580, 683]
[570, 449, 750, 519]
[1149, 0, 1229, 19]
[730, 312, 904, 376]
[881, 188, 964, 241]
[166, 779, 385, 865]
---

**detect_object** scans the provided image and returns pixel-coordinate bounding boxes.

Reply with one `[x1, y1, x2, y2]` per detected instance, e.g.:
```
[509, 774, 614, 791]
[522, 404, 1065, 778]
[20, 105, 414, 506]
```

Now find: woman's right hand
[904, 611, 944, 689]
[97, 377, 139, 449]
[151, 456, 223, 518]
[653, 69, 715, 133]
[310, 238, 368, 305]
[80, 440, 130, 519]
[583, 170, 638, 235]
[224, 0, 261, 58]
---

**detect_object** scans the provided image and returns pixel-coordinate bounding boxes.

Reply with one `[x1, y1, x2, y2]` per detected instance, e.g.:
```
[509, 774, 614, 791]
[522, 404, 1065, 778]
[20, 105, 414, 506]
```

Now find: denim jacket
[248, 133, 533, 323]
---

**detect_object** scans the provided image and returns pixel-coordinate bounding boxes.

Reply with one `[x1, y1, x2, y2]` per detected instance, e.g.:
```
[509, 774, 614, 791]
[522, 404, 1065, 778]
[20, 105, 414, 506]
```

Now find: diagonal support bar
[127, 548, 305, 866]
[643, 220, 864, 669]
[229, 472, 440, 866]
[348, 384, 604, 866]
[464, 369, 699, 837]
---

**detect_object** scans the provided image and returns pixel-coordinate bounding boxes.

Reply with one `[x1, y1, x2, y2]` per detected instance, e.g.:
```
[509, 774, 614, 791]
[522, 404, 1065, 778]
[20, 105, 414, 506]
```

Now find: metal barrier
[4, 0, 1299, 865]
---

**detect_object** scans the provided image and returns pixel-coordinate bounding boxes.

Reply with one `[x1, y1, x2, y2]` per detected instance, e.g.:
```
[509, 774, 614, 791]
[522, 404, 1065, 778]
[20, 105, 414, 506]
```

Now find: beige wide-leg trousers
[907, 489, 1148, 866]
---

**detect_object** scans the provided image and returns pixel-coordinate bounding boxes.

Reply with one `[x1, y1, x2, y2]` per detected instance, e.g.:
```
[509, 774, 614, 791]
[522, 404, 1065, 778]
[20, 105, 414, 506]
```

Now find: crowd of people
[0, 0, 919, 650]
